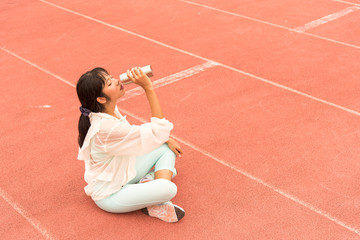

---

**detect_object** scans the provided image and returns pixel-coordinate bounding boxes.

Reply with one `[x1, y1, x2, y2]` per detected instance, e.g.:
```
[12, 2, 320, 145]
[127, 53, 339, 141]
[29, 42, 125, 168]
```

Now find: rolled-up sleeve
[99, 117, 173, 156]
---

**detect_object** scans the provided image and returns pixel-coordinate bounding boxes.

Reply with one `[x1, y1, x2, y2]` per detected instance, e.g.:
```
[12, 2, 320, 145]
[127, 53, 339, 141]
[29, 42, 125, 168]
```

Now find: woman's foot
[141, 201, 185, 223]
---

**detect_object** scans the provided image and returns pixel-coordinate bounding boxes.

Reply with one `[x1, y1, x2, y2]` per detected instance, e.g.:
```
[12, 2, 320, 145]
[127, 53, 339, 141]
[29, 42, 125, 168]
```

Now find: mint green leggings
[95, 144, 177, 213]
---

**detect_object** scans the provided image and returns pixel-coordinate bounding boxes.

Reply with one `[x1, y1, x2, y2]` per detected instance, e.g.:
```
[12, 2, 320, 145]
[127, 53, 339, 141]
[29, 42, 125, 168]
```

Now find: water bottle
[119, 65, 153, 85]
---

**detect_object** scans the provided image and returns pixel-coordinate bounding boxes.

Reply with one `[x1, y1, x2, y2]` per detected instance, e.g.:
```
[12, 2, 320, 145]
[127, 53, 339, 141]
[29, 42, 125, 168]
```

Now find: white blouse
[77, 106, 173, 201]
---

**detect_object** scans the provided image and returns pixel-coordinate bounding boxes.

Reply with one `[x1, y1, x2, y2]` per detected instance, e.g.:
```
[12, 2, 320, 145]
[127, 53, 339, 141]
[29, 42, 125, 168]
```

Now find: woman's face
[102, 73, 125, 101]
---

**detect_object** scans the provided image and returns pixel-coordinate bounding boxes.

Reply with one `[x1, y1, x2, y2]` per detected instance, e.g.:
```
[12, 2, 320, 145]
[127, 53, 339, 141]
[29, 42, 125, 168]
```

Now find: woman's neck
[103, 102, 119, 119]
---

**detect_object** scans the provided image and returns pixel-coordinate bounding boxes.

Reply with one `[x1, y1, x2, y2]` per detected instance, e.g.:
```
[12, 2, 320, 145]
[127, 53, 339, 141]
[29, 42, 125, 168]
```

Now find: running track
[1, 0, 360, 239]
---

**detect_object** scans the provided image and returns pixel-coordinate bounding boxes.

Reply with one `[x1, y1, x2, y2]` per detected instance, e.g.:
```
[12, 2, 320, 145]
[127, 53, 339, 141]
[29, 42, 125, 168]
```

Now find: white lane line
[2, 47, 359, 237]
[180, 0, 292, 31]
[118, 108, 360, 237]
[0, 187, 57, 240]
[332, 0, 360, 7]
[36, 1, 360, 117]
[294, 6, 360, 33]
[118, 61, 219, 102]
[1, 47, 76, 88]
[38, 0, 210, 62]
[179, 0, 360, 49]
[223, 64, 360, 117]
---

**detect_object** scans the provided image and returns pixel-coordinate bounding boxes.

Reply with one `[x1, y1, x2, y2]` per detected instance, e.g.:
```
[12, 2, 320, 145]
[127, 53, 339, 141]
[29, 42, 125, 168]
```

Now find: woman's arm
[144, 87, 163, 119]
[123, 67, 183, 157]
[127, 67, 163, 119]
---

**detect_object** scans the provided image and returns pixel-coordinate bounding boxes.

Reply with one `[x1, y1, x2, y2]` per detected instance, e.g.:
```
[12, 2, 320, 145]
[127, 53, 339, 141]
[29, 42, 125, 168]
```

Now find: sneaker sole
[142, 204, 185, 223]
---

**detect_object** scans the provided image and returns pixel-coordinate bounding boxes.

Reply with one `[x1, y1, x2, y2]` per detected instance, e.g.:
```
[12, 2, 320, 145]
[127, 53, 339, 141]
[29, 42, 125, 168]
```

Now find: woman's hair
[76, 67, 110, 147]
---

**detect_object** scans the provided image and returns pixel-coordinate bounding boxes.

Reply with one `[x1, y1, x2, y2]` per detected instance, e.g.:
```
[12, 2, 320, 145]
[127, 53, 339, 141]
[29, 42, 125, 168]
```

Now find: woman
[76, 66, 185, 222]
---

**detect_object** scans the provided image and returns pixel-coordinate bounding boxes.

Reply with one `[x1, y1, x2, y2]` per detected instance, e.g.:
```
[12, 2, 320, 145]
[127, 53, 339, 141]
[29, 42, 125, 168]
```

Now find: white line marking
[118, 109, 360, 237]
[38, 0, 212, 62]
[0, 187, 57, 240]
[1, 47, 75, 88]
[299, 31, 360, 49]
[2, 47, 360, 236]
[179, 0, 360, 49]
[35, 1, 360, 117]
[40, 0, 360, 50]
[294, 6, 360, 32]
[36, 105, 52, 108]
[222, 64, 360, 117]
[118, 61, 219, 102]
[180, 0, 292, 31]
[332, 0, 360, 7]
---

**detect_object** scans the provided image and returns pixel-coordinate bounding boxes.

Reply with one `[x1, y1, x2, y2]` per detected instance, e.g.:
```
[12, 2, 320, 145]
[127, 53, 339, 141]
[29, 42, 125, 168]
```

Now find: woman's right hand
[127, 67, 153, 90]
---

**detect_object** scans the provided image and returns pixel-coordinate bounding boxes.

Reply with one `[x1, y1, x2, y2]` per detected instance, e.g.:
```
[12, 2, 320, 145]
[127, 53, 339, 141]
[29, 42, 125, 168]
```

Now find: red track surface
[1, 0, 360, 239]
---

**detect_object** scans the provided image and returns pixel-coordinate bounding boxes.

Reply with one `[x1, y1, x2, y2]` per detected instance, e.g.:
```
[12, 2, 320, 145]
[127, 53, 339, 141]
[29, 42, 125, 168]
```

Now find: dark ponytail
[76, 67, 109, 147]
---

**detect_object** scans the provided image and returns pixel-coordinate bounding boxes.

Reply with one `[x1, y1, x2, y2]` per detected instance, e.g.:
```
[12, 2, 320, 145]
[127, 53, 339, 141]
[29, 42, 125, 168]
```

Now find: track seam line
[179, 0, 360, 49]
[2, 47, 360, 237]
[0, 187, 57, 240]
[36, 0, 360, 117]
[293, 6, 360, 32]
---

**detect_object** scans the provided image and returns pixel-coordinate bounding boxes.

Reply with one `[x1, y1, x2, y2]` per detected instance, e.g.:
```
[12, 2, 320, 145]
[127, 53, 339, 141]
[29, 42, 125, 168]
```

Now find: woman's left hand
[167, 138, 183, 157]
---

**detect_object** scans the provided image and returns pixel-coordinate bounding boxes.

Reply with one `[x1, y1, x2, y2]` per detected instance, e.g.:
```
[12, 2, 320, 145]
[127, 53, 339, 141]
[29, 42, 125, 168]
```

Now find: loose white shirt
[77, 106, 173, 201]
